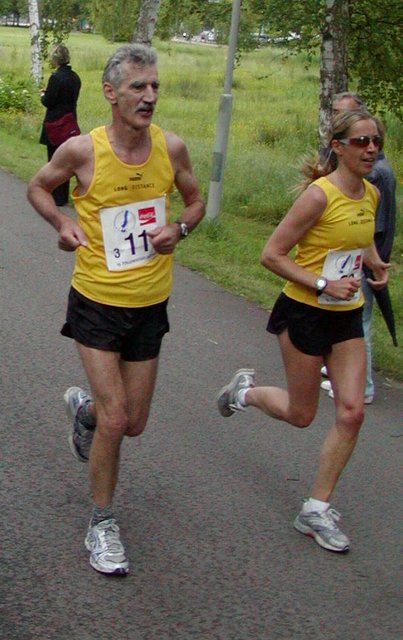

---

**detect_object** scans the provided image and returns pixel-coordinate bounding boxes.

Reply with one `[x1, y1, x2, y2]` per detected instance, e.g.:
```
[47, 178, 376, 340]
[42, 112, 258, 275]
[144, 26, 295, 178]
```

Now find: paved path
[1, 170, 402, 639]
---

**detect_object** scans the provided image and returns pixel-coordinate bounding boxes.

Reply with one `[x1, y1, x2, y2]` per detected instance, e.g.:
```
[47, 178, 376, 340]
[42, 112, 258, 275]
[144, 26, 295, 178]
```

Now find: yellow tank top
[284, 176, 377, 311]
[71, 124, 175, 307]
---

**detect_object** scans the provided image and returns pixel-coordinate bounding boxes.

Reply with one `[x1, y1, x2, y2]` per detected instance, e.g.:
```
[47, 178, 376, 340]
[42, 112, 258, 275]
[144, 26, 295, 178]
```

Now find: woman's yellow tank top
[71, 124, 175, 307]
[283, 176, 377, 310]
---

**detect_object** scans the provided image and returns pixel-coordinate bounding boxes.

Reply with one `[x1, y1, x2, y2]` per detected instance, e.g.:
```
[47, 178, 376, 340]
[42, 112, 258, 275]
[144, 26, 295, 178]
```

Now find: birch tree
[318, 0, 349, 144]
[132, 0, 161, 46]
[28, 0, 42, 84]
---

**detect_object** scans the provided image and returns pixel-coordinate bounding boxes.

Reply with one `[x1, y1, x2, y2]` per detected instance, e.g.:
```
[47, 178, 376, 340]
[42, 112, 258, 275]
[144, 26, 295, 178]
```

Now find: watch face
[316, 277, 327, 291]
[180, 223, 189, 237]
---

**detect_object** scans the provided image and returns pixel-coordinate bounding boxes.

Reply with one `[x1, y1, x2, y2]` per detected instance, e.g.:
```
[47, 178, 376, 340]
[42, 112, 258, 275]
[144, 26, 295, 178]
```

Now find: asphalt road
[1, 169, 402, 640]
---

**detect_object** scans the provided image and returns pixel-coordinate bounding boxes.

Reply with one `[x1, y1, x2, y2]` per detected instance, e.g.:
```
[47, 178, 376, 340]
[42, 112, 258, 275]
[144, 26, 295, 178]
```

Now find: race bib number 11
[100, 196, 166, 271]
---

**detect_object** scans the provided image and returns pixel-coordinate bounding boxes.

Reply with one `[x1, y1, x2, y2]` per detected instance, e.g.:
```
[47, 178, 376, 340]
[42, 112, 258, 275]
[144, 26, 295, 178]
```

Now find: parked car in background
[268, 31, 301, 44]
[200, 30, 216, 43]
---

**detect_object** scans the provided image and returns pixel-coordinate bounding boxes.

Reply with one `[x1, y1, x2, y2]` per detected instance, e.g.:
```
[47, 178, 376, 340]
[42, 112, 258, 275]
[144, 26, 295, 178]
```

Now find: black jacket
[40, 64, 81, 146]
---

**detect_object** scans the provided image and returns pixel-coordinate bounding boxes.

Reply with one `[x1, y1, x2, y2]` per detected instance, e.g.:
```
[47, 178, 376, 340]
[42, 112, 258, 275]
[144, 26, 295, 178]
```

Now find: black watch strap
[315, 276, 328, 294]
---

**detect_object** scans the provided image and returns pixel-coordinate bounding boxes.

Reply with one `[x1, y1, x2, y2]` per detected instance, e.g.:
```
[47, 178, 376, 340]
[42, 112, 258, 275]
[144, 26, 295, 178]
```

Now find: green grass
[1, 27, 402, 380]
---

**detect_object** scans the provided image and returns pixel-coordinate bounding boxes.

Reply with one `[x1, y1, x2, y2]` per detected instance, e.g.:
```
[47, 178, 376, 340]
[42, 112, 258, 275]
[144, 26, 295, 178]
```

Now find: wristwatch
[315, 276, 328, 294]
[174, 221, 189, 239]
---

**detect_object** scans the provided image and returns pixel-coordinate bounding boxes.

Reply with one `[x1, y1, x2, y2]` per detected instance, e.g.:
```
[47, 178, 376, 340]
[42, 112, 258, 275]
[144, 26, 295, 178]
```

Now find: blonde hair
[297, 109, 378, 191]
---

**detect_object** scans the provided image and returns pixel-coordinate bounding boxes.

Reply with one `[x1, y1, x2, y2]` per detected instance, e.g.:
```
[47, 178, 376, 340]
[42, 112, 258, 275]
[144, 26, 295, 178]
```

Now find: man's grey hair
[102, 44, 158, 87]
[332, 91, 366, 109]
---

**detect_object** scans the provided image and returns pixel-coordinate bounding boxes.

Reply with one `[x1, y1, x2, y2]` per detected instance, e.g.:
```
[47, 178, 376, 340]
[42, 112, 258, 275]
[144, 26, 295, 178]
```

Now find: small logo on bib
[335, 253, 361, 275]
[114, 209, 135, 233]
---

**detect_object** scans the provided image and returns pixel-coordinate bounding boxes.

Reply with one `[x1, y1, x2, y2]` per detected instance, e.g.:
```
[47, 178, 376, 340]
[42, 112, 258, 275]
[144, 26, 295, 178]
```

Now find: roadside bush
[0, 75, 35, 112]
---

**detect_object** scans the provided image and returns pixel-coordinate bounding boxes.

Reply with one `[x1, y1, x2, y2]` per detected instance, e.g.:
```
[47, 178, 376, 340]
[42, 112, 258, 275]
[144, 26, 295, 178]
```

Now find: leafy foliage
[89, 0, 138, 42]
[348, 2, 402, 117]
[0, 74, 35, 111]
[31, 0, 83, 60]
[0, 0, 28, 22]
[257, 0, 402, 118]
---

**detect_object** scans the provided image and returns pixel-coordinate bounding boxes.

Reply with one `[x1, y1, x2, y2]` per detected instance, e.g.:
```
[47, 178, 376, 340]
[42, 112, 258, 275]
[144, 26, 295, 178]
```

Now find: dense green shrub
[0, 75, 35, 112]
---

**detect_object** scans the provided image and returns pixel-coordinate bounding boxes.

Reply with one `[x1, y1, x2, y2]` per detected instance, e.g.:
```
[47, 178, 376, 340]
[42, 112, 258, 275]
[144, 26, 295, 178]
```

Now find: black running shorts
[267, 293, 364, 356]
[61, 287, 170, 361]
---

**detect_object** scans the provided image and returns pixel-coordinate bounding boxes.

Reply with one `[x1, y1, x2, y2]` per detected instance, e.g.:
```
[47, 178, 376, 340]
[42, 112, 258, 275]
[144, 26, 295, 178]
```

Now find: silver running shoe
[217, 368, 256, 417]
[85, 518, 129, 575]
[64, 386, 94, 463]
[294, 505, 350, 552]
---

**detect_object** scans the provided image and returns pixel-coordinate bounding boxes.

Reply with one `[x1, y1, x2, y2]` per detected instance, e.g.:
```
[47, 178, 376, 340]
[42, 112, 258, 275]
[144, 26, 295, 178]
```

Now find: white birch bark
[28, 0, 42, 85]
[132, 0, 161, 46]
[319, 0, 349, 146]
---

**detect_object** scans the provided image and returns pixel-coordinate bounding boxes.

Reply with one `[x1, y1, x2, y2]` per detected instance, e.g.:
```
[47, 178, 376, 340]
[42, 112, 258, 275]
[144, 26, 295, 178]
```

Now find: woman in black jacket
[40, 44, 81, 206]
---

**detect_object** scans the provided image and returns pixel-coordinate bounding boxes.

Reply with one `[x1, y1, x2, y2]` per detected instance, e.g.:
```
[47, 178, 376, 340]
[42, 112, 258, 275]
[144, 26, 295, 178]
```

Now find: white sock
[303, 498, 330, 514]
[237, 388, 249, 407]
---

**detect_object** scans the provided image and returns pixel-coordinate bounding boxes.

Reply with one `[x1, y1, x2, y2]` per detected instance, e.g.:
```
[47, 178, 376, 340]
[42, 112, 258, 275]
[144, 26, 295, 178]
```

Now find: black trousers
[47, 145, 70, 206]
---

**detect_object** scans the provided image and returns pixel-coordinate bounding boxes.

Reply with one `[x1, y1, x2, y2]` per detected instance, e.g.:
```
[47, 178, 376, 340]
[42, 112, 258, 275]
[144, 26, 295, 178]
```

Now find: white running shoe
[217, 368, 256, 417]
[320, 379, 332, 393]
[321, 366, 328, 377]
[64, 386, 94, 462]
[294, 505, 350, 552]
[85, 519, 129, 575]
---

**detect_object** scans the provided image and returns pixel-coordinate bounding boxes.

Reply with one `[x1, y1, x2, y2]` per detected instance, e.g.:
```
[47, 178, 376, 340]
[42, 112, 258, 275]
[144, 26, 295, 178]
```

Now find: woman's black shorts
[61, 287, 170, 361]
[267, 293, 364, 356]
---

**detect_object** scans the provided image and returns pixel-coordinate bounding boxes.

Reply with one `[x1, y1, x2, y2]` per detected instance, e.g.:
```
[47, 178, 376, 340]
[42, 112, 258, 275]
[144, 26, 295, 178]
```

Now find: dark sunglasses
[338, 135, 381, 148]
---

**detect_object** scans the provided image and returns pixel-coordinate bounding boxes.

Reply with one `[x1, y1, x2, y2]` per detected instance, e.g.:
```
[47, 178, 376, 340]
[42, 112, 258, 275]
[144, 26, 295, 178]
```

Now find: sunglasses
[338, 135, 382, 148]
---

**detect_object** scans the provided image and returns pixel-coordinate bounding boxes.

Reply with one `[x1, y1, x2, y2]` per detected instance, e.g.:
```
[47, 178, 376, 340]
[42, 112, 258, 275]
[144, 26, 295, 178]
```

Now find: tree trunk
[28, 0, 42, 85]
[132, 0, 161, 46]
[318, 0, 349, 146]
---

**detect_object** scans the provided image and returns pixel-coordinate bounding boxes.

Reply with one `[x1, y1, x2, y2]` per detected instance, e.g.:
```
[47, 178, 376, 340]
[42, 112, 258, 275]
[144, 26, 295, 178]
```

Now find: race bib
[100, 197, 166, 271]
[318, 248, 363, 305]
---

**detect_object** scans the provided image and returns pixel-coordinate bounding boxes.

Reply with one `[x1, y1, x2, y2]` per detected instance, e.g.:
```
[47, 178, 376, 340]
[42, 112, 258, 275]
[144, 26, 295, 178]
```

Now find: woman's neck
[327, 167, 365, 200]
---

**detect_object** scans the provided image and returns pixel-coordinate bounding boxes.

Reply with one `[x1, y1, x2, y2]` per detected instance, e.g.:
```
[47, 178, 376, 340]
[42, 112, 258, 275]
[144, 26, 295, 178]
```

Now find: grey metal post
[206, 0, 242, 221]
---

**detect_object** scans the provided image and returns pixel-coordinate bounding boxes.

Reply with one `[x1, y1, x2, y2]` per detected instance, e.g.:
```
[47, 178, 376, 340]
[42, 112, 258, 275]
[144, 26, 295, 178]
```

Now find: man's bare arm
[147, 131, 205, 254]
[27, 135, 92, 251]
[167, 131, 205, 229]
